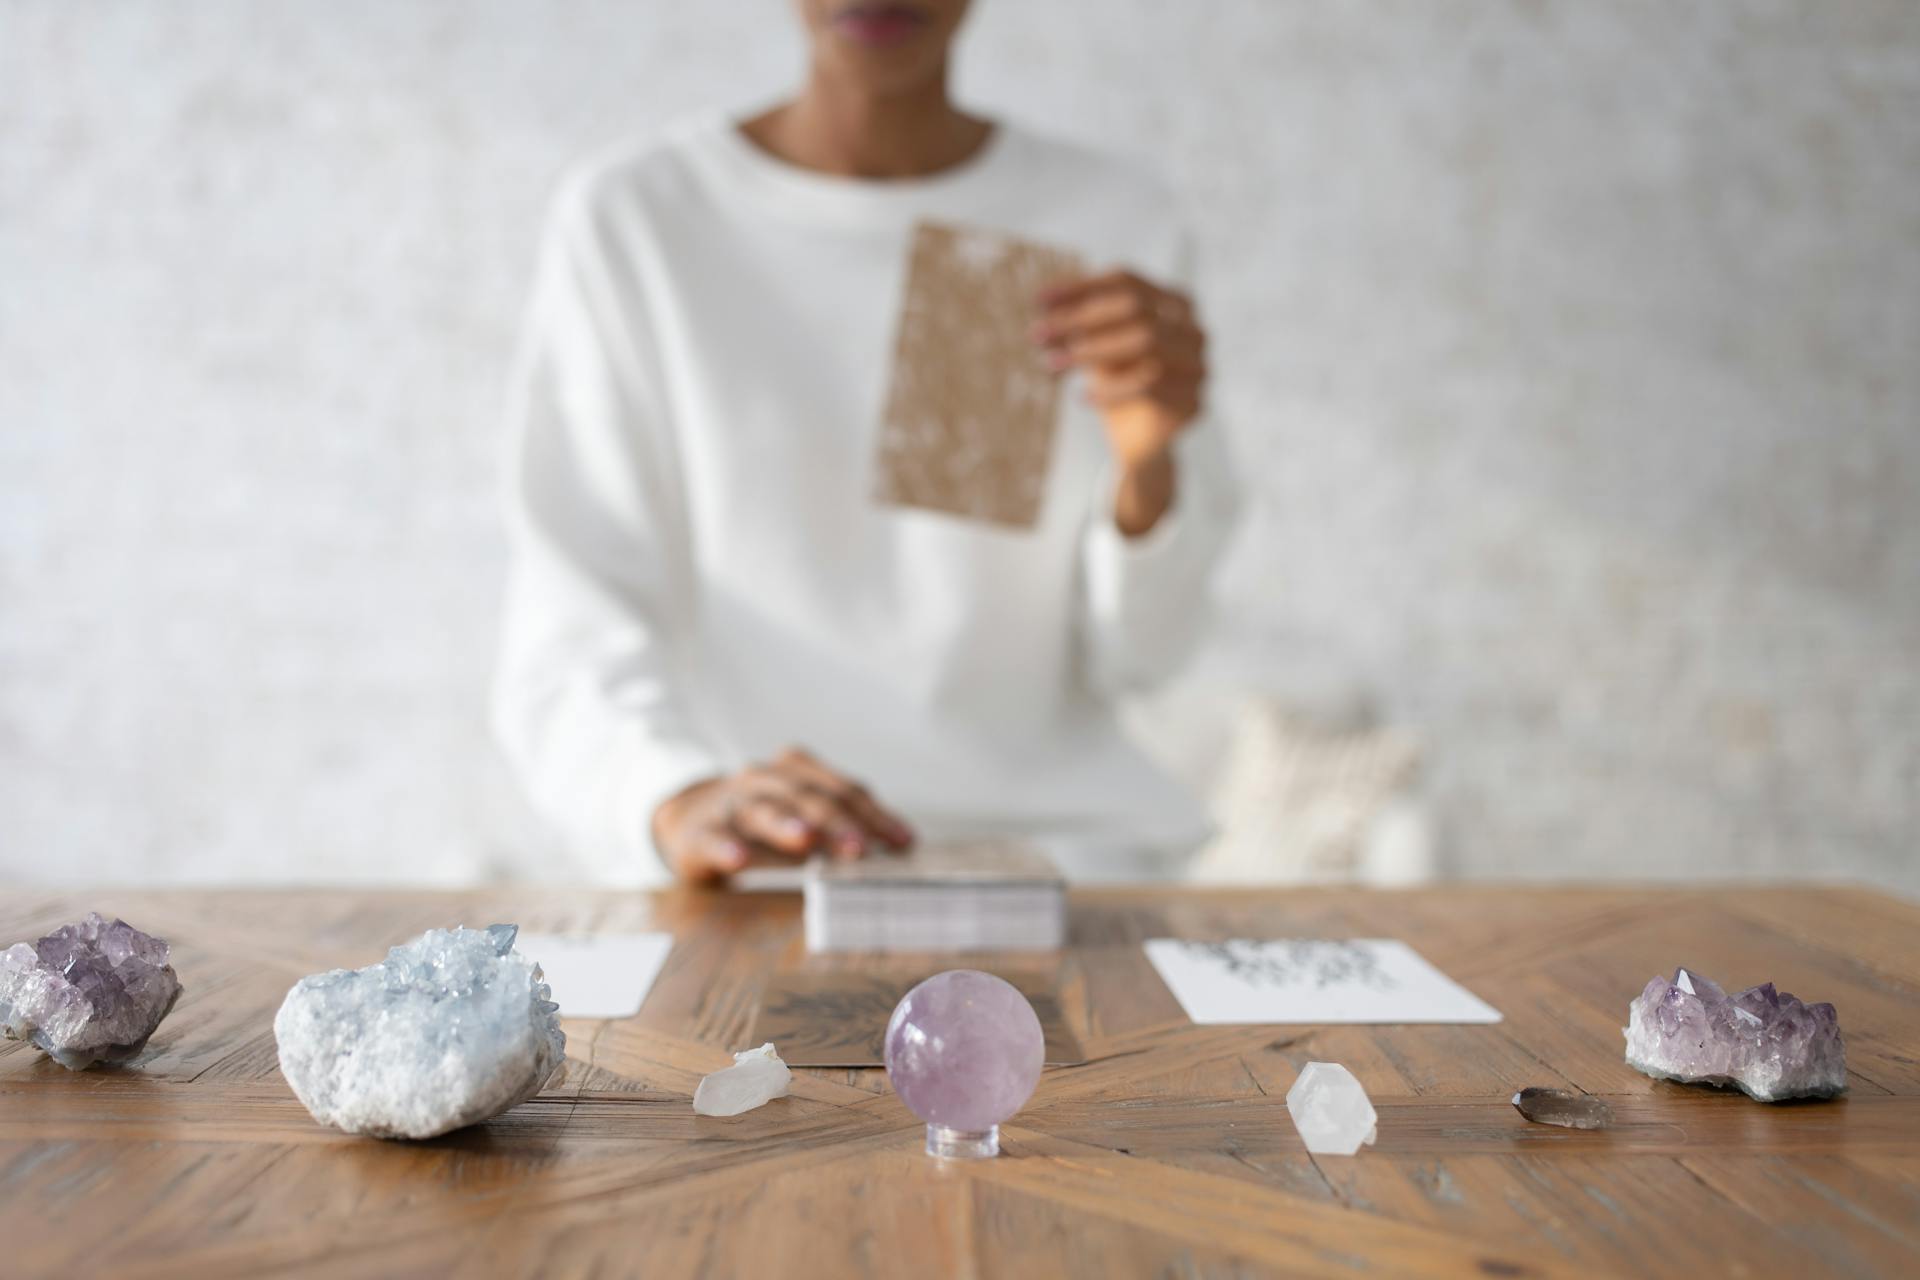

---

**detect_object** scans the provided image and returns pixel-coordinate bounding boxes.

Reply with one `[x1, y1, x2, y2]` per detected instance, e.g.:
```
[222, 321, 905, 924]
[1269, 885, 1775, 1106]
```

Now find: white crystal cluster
[1286, 1061, 1377, 1155]
[274, 924, 565, 1139]
[1624, 967, 1845, 1102]
[693, 1042, 791, 1116]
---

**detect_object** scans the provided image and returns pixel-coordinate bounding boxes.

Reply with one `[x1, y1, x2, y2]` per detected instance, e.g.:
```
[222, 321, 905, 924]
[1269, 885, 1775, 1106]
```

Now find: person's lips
[832, 4, 929, 48]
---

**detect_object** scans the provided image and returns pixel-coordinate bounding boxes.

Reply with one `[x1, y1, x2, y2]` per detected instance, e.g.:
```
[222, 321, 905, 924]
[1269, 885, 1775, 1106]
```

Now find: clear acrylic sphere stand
[924, 1123, 999, 1160]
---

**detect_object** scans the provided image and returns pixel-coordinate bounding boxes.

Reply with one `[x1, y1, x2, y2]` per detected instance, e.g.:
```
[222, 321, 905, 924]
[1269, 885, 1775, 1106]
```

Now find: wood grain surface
[2, 885, 1916, 1278]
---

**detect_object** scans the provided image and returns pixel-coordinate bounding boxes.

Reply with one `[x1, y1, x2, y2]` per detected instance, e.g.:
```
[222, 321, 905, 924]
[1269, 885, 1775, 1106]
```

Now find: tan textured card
[874, 221, 1083, 528]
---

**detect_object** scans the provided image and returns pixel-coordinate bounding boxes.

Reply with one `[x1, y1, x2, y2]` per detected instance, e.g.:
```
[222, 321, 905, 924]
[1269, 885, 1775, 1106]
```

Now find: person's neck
[741, 69, 994, 180]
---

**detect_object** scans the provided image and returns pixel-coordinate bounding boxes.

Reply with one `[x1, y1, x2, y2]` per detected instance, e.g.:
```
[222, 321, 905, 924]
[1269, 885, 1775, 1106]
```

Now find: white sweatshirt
[493, 112, 1241, 884]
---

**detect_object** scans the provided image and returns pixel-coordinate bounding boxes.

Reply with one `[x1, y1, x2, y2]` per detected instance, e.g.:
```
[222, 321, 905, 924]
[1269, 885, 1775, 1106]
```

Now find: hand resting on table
[651, 746, 916, 884]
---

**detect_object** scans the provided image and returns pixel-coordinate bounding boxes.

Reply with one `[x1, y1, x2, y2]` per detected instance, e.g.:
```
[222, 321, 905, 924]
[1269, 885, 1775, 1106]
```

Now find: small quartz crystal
[693, 1042, 792, 1116]
[1286, 1061, 1377, 1155]
[274, 924, 565, 1139]
[0, 913, 182, 1069]
[1624, 967, 1845, 1102]
[1511, 1086, 1614, 1130]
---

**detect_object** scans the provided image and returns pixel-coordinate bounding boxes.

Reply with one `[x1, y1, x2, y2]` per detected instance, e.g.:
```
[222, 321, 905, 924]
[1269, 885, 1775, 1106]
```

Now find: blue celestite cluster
[274, 923, 565, 1139]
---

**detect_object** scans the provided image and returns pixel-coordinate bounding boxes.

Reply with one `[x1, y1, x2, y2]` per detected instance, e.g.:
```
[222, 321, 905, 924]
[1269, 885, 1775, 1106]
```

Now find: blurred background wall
[2, 1, 1915, 890]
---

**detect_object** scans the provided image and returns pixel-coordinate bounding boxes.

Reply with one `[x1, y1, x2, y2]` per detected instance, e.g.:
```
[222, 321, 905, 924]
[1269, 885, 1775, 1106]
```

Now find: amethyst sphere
[884, 970, 1045, 1159]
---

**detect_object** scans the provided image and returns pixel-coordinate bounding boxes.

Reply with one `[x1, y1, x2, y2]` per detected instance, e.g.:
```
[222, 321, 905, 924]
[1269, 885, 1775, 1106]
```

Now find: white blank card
[514, 932, 674, 1020]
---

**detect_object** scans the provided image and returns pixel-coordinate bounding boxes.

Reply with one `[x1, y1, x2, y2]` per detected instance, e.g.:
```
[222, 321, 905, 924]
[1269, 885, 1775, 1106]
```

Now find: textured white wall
[2, 2, 1915, 889]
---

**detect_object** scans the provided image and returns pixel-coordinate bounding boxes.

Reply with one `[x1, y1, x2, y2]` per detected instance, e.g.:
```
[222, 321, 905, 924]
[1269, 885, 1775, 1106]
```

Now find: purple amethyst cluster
[1624, 967, 1844, 1102]
[0, 913, 182, 1069]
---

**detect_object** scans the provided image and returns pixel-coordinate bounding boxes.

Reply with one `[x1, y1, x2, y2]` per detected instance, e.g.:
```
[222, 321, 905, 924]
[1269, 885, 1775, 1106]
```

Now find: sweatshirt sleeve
[491, 173, 722, 884]
[1078, 227, 1243, 696]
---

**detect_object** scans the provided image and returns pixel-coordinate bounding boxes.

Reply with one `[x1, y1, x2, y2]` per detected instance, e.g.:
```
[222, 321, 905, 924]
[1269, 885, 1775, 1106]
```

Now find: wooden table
[3, 886, 1917, 1278]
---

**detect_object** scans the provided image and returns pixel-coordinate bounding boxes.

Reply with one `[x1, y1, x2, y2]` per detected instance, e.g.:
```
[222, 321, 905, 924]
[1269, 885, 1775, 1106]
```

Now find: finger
[1043, 322, 1205, 381]
[734, 841, 819, 873]
[1039, 279, 1192, 340]
[1034, 269, 1145, 311]
[733, 764, 792, 793]
[728, 792, 819, 856]
[1153, 289, 1195, 323]
[1084, 335, 1205, 392]
[1086, 356, 1169, 402]
[674, 823, 752, 883]
[1085, 356, 1202, 400]
[773, 756, 908, 851]
[734, 764, 854, 843]
[1087, 364, 1204, 423]
[784, 786, 871, 861]
[1077, 316, 1204, 367]
[1034, 283, 1149, 345]
[1060, 321, 1158, 369]
[784, 765, 915, 851]
[844, 790, 916, 851]
[774, 747, 916, 849]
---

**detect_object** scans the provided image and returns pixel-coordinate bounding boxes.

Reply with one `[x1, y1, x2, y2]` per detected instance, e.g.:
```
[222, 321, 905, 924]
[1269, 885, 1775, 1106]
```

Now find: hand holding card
[1033, 267, 1208, 537]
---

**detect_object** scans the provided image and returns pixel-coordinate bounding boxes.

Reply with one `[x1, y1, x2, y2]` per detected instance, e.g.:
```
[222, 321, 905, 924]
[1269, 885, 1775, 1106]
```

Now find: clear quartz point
[1285, 1061, 1377, 1155]
[693, 1043, 792, 1116]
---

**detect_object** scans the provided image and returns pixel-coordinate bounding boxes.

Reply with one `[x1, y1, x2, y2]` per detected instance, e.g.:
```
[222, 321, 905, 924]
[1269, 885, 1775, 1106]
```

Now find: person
[493, 0, 1240, 885]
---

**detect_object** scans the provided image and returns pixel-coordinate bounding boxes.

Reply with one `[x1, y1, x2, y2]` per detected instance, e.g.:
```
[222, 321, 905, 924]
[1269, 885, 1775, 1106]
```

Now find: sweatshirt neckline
[696, 111, 1019, 223]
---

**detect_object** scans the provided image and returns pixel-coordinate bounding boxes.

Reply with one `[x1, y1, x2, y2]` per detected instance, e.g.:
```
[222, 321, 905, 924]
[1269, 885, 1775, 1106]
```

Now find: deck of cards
[802, 839, 1067, 953]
